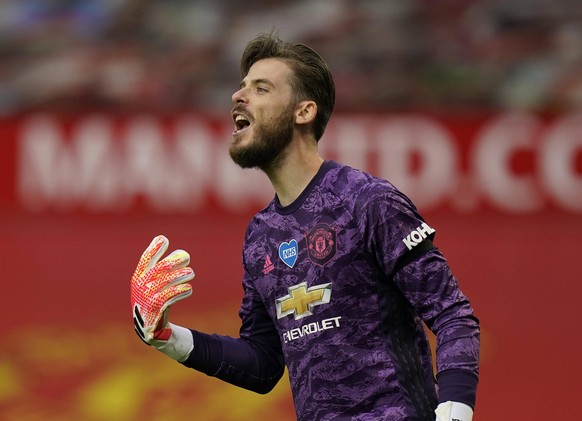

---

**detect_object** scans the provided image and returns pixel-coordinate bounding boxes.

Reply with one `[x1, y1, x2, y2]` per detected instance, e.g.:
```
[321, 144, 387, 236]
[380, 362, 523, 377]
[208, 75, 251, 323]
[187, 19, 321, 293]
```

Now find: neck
[264, 137, 323, 207]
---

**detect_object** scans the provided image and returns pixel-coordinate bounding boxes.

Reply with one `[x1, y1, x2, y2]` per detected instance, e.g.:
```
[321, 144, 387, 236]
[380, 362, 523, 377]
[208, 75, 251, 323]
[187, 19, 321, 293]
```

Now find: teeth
[235, 115, 248, 122]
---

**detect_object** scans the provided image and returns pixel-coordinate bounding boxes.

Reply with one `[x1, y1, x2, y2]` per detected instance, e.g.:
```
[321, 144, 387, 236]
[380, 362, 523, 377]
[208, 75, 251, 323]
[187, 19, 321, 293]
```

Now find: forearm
[181, 329, 285, 394]
[394, 248, 480, 407]
[428, 265, 480, 418]
[433, 296, 480, 407]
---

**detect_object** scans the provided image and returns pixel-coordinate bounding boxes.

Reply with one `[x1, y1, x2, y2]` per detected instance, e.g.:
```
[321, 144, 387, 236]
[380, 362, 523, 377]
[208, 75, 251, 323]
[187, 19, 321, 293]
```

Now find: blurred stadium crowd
[0, 0, 581, 115]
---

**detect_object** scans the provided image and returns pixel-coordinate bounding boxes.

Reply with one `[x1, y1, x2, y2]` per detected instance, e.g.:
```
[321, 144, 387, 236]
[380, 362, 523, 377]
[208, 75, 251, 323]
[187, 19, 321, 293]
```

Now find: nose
[232, 86, 247, 104]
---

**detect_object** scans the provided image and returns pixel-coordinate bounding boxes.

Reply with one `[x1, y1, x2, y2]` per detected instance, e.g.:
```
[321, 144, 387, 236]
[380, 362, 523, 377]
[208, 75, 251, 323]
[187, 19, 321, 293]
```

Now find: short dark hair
[240, 32, 335, 141]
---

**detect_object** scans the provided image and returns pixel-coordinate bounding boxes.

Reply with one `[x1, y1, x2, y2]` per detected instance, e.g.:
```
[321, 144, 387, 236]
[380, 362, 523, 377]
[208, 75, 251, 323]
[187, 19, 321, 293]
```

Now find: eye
[256, 86, 268, 94]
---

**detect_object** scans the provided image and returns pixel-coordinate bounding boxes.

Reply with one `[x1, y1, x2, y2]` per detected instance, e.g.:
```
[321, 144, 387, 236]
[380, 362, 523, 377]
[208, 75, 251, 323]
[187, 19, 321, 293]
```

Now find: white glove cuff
[150, 323, 194, 362]
[435, 401, 473, 421]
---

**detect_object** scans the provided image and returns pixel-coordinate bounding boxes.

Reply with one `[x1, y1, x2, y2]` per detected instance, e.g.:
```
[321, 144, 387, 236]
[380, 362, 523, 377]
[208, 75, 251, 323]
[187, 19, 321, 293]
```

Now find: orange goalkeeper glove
[131, 235, 195, 361]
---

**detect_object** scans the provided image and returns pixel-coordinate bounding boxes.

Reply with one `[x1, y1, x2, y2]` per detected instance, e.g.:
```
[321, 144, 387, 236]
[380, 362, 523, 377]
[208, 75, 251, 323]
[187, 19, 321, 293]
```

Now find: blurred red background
[1, 1, 582, 419]
[0, 111, 580, 420]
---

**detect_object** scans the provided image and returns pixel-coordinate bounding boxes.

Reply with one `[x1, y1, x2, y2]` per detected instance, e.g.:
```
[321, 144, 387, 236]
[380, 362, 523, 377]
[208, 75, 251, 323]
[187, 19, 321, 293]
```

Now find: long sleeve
[394, 247, 480, 408]
[181, 274, 285, 394]
[363, 187, 480, 408]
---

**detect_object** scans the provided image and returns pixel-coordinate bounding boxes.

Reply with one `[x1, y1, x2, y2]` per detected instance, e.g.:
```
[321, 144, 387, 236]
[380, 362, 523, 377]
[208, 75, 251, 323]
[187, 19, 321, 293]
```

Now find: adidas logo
[263, 255, 275, 274]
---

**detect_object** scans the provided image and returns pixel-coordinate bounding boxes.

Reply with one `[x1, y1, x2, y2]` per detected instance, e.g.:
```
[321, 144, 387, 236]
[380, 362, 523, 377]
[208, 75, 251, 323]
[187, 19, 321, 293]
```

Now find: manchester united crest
[306, 223, 337, 266]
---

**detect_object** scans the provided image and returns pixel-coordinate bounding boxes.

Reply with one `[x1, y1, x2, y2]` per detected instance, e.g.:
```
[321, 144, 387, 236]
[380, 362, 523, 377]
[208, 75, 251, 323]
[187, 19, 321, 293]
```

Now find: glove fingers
[157, 249, 191, 272]
[166, 267, 195, 287]
[136, 247, 191, 289]
[133, 235, 169, 280]
[157, 283, 193, 310]
[142, 267, 194, 297]
[142, 250, 192, 287]
[145, 284, 192, 335]
[146, 282, 192, 320]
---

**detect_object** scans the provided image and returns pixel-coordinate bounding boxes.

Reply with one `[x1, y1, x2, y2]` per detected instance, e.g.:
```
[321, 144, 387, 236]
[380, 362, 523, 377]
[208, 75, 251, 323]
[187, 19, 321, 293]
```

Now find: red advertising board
[0, 112, 580, 420]
[2, 111, 582, 214]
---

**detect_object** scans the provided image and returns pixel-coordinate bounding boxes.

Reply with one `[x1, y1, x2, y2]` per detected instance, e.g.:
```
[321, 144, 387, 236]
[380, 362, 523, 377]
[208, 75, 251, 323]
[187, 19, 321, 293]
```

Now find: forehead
[243, 58, 294, 87]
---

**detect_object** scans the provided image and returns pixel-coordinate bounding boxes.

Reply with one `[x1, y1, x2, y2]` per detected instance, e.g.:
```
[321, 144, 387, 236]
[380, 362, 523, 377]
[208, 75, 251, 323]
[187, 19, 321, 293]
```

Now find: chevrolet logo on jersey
[276, 282, 332, 320]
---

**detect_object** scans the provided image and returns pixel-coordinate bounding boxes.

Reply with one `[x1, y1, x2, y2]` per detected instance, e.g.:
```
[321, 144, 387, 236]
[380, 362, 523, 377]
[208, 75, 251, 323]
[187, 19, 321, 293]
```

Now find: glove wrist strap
[435, 401, 473, 421]
[150, 323, 194, 362]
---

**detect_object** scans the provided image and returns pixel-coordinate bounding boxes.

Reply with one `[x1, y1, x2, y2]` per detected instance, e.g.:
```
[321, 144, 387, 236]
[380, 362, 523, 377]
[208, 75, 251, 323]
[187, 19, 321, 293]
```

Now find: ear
[295, 100, 317, 126]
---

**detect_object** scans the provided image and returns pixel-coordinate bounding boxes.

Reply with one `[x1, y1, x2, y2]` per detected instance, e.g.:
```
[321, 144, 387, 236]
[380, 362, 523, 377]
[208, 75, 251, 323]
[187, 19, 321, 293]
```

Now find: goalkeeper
[131, 32, 480, 421]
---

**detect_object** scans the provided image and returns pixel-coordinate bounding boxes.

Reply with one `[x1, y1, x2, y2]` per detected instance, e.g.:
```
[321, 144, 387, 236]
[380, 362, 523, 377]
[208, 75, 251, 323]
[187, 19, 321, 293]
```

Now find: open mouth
[233, 114, 251, 135]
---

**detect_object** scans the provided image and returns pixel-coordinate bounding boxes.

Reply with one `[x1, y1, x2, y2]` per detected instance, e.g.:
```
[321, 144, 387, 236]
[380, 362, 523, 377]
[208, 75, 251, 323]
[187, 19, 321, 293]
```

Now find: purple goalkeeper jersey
[184, 161, 479, 421]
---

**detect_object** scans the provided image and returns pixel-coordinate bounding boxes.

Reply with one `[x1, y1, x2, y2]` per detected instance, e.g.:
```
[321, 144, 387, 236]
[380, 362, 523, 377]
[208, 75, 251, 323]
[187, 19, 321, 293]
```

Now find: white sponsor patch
[402, 222, 435, 250]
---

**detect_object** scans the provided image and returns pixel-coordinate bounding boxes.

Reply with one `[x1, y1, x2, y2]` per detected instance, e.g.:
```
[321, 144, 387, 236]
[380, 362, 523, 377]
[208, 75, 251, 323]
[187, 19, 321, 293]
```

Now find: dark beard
[229, 105, 295, 171]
